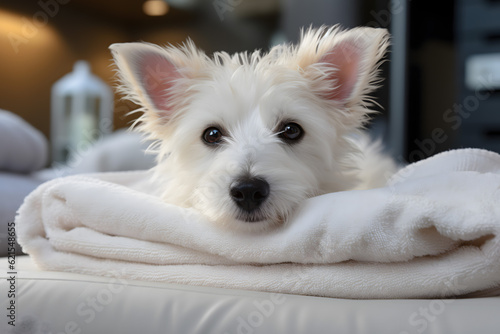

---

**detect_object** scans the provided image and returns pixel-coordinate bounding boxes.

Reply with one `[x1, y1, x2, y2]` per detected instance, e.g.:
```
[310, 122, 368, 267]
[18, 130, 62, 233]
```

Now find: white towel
[16, 149, 500, 299]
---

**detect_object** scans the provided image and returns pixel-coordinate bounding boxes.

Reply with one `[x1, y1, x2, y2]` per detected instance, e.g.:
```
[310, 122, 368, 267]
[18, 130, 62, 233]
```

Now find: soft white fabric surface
[16, 149, 500, 298]
[33, 129, 155, 181]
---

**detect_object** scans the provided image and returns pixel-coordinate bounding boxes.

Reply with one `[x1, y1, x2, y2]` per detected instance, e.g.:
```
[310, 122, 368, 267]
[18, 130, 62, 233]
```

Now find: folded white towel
[16, 149, 500, 298]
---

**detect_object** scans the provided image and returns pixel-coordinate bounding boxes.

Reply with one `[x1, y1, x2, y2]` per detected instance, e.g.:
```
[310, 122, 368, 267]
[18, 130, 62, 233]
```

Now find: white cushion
[1, 256, 499, 333]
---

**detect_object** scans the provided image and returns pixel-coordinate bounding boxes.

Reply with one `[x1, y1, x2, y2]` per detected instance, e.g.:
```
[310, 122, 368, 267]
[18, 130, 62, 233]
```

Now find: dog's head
[110, 26, 389, 231]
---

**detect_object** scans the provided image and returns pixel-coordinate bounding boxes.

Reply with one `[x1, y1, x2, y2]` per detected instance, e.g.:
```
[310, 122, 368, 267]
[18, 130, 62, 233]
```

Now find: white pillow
[0, 109, 48, 173]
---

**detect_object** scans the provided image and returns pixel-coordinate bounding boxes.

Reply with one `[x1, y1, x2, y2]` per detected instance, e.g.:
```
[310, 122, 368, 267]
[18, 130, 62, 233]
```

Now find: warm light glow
[0, 9, 62, 56]
[143, 0, 169, 16]
[0, 9, 27, 36]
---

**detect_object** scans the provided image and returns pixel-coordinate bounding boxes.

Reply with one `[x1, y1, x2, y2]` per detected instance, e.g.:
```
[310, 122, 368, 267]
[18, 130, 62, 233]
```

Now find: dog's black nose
[230, 178, 270, 213]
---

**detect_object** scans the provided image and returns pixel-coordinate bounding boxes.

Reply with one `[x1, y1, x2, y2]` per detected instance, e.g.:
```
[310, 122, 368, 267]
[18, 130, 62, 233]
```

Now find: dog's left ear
[110, 42, 204, 122]
[297, 26, 389, 108]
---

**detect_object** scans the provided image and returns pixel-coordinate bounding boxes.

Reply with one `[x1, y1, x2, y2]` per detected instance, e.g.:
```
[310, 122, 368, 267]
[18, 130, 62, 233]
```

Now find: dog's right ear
[294, 26, 389, 110]
[110, 42, 194, 120]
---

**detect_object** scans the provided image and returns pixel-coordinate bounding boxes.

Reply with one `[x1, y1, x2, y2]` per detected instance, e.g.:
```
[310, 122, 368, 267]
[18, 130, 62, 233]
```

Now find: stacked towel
[0, 109, 48, 255]
[0, 109, 154, 256]
[16, 149, 500, 299]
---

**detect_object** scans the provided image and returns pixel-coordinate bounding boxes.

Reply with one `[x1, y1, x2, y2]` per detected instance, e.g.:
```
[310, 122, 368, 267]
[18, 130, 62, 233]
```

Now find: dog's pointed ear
[110, 42, 189, 119]
[298, 26, 390, 107]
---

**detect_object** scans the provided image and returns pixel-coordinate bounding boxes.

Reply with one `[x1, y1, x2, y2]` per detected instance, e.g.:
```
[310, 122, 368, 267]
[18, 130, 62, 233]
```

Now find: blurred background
[0, 0, 499, 164]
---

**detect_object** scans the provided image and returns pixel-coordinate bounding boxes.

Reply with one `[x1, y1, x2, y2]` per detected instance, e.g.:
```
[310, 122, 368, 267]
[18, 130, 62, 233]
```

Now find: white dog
[110, 26, 397, 231]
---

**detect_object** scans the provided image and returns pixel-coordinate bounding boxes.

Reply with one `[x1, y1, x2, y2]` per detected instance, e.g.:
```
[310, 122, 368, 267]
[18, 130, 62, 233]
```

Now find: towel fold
[16, 149, 500, 298]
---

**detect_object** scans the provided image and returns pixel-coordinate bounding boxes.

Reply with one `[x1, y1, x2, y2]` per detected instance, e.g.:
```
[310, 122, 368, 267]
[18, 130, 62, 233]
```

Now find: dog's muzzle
[230, 177, 270, 218]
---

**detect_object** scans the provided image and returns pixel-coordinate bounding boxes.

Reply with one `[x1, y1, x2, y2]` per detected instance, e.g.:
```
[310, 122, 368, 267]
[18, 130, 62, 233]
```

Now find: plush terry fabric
[16, 149, 500, 299]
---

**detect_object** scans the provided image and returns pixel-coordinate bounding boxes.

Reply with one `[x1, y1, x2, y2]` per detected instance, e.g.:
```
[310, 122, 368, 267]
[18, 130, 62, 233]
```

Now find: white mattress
[1, 256, 500, 333]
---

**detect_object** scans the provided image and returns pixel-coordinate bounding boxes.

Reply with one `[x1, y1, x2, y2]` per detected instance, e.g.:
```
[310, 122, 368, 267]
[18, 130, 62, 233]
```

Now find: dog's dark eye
[279, 122, 304, 143]
[203, 127, 223, 145]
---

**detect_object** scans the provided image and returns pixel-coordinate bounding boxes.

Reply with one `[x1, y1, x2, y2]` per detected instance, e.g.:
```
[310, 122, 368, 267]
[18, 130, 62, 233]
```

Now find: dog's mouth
[235, 209, 285, 227]
[235, 211, 267, 223]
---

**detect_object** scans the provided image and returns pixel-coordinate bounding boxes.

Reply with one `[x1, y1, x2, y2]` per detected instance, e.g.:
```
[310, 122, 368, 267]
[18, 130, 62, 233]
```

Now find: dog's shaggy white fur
[110, 26, 397, 231]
